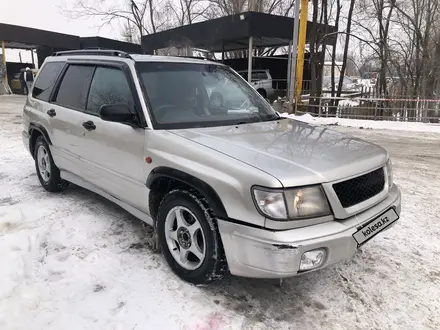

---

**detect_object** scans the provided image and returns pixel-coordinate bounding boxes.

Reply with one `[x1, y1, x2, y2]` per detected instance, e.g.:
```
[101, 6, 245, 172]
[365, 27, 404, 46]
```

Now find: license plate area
[353, 208, 399, 246]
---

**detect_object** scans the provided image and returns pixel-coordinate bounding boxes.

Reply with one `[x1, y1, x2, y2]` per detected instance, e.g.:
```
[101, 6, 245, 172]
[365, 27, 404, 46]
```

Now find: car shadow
[199, 269, 336, 325]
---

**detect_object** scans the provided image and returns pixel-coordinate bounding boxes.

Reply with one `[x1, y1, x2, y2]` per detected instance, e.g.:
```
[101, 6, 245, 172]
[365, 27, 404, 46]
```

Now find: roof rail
[173, 55, 212, 61]
[52, 49, 132, 59]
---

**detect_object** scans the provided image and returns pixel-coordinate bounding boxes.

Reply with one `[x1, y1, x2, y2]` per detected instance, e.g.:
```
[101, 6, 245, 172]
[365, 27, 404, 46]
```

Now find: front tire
[157, 189, 227, 284]
[34, 136, 69, 192]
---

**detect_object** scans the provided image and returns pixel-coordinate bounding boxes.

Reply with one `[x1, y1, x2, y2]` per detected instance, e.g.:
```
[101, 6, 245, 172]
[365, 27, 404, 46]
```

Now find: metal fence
[271, 80, 376, 100]
[296, 96, 440, 123]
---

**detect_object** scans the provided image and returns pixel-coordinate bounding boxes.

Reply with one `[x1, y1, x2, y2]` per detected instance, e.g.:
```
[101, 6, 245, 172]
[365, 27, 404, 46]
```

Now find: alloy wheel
[164, 206, 206, 270]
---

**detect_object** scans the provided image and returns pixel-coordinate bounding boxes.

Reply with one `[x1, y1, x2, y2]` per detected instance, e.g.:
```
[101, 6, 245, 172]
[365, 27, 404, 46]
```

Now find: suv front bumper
[218, 184, 401, 278]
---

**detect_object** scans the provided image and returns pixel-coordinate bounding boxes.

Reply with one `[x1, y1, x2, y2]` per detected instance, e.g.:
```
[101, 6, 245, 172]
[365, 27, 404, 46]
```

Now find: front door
[77, 65, 148, 212]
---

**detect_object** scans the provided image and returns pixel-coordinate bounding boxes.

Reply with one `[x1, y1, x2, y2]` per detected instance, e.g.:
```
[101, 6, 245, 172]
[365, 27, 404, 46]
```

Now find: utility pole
[247, 0, 256, 83]
[294, 0, 309, 104]
[288, 0, 301, 104]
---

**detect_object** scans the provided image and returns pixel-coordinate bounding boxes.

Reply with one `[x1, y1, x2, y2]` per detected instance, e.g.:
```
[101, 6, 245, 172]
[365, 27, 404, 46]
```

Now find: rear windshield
[136, 62, 277, 129]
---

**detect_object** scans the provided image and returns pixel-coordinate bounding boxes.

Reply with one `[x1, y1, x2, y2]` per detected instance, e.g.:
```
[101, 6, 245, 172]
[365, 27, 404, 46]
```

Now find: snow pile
[338, 99, 360, 107]
[280, 112, 440, 133]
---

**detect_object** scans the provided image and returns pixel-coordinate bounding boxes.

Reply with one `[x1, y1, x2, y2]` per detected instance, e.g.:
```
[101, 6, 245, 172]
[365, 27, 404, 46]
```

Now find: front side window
[86, 67, 135, 115]
[136, 62, 277, 129]
[32, 62, 65, 102]
[55, 65, 94, 111]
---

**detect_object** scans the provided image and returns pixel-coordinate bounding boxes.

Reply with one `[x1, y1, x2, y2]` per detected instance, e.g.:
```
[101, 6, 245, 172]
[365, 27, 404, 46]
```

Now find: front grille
[333, 168, 385, 208]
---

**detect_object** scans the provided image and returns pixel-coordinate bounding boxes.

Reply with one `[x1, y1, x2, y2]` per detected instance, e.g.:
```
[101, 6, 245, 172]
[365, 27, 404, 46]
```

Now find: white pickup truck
[238, 69, 274, 99]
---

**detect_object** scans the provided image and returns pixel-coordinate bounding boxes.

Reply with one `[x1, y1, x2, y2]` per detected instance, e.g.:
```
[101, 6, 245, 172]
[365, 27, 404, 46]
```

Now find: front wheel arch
[146, 167, 228, 221]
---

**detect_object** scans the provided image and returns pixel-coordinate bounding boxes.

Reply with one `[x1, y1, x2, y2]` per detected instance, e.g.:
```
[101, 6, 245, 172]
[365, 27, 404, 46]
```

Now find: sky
[0, 0, 121, 63]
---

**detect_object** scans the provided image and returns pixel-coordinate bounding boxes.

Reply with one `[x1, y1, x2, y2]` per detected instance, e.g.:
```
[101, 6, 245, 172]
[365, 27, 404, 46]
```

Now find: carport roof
[141, 11, 337, 54]
[0, 23, 80, 50]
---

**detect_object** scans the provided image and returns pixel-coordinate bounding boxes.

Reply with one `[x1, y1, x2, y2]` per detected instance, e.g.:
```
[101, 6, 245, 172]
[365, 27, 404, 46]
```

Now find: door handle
[47, 109, 56, 117]
[82, 121, 96, 131]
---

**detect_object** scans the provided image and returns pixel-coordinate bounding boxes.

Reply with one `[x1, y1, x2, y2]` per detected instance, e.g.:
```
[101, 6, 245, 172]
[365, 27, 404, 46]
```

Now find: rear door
[48, 64, 95, 175]
[77, 64, 148, 212]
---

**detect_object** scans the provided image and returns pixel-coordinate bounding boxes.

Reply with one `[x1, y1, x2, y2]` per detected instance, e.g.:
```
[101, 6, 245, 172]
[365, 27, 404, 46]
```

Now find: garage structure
[141, 11, 337, 96]
[141, 11, 336, 55]
[0, 23, 141, 94]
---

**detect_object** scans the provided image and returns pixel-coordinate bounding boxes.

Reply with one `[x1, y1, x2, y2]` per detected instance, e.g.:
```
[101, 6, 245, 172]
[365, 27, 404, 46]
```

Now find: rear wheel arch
[29, 123, 52, 157]
[146, 167, 228, 222]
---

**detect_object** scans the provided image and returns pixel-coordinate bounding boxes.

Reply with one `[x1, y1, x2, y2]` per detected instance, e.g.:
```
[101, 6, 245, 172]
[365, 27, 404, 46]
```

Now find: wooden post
[1, 40, 6, 65]
[1, 40, 11, 94]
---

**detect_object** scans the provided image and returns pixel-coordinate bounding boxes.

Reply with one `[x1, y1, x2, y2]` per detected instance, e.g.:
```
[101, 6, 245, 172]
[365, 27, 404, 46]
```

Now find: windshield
[136, 62, 278, 129]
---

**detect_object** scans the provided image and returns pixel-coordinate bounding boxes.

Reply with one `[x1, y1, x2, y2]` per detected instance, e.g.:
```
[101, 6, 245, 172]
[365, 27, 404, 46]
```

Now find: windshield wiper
[263, 116, 281, 122]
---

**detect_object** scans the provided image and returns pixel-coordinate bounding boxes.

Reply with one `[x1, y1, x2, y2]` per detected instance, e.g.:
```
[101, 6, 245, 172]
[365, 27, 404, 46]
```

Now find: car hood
[169, 119, 388, 187]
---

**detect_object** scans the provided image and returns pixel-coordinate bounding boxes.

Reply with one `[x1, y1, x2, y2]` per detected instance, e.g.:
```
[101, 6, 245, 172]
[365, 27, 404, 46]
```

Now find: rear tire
[157, 189, 228, 284]
[34, 136, 69, 192]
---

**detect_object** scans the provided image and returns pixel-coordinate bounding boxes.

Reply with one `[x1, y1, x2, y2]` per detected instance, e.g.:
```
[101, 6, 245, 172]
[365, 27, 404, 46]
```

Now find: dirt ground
[1, 95, 439, 330]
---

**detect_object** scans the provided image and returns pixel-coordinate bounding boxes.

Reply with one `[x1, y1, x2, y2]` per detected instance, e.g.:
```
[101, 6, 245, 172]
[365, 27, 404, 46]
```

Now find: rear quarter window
[32, 62, 65, 102]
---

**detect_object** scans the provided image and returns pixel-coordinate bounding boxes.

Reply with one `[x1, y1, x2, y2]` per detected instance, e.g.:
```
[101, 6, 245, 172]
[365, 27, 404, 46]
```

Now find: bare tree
[62, 0, 168, 41]
[330, 0, 341, 102]
[352, 0, 440, 102]
[206, 0, 247, 16]
[336, 0, 356, 98]
[165, 0, 210, 26]
[121, 19, 140, 43]
[352, 0, 396, 96]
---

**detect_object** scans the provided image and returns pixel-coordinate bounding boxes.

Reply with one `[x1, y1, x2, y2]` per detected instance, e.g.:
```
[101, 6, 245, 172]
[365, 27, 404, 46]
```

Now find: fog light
[299, 249, 326, 271]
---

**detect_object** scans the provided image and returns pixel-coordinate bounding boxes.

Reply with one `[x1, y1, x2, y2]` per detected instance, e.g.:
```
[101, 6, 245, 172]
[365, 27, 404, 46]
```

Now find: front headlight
[386, 158, 393, 188]
[284, 186, 331, 219]
[252, 186, 331, 220]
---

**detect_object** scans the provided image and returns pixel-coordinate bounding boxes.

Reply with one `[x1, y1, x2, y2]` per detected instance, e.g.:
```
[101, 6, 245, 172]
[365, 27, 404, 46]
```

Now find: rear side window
[86, 67, 135, 115]
[55, 65, 95, 111]
[32, 62, 64, 102]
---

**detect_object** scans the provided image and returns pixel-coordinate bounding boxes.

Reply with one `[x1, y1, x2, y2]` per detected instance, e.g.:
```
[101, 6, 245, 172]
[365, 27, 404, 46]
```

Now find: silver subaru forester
[22, 50, 401, 284]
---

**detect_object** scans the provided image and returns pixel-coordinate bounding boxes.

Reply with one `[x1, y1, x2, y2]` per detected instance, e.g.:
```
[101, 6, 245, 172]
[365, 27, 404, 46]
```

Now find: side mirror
[99, 104, 138, 126]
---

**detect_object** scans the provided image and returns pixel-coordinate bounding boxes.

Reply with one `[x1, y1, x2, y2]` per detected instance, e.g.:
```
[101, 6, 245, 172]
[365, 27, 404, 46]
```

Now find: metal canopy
[141, 11, 337, 53]
[0, 23, 80, 50]
[80, 37, 141, 54]
[2, 41, 39, 50]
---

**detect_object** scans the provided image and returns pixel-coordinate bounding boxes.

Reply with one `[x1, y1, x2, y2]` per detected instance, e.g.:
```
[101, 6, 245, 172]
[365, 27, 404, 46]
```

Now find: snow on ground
[1, 95, 440, 329]
[280, 112, 440, 133]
